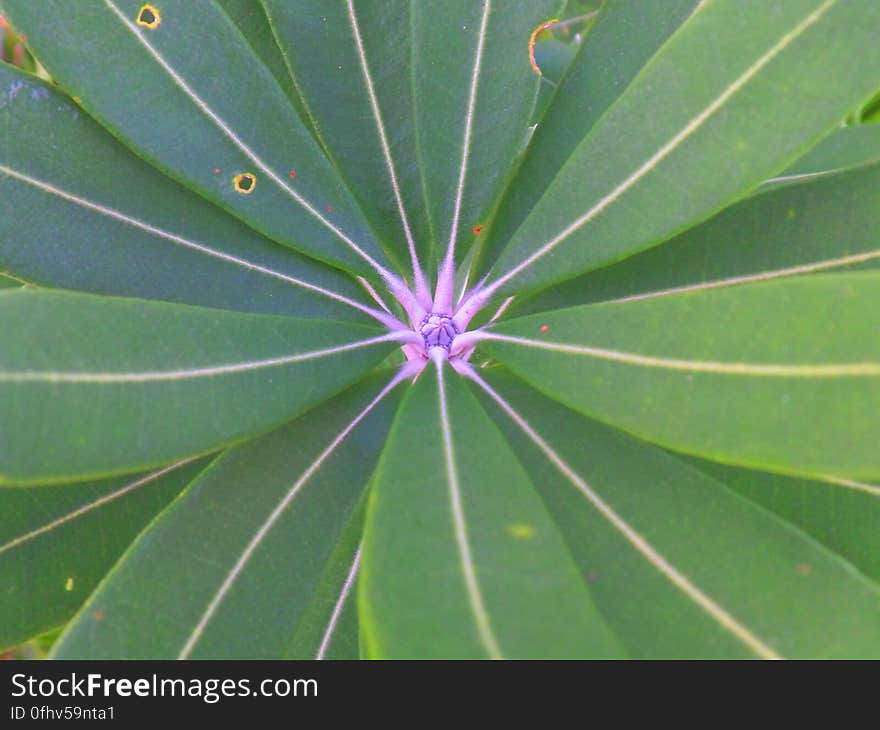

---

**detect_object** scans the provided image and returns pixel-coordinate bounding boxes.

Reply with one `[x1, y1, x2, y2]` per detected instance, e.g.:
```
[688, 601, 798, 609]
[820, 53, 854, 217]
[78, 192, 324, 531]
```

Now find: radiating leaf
[519, 160, 880, 313]
[0, 457, 208, 651]
[262, 0, 432, 281]
[484, 273, 880, 479]
[477, 0, 702, 273]
[215, 0, 313, 128]
[761, 122, 880, 192]
[51, 372, 403, 659]
[488, 0, 880, 295]
[683, 456, 880, 583]
[0, 290, 395, 485]
[359, 361, 623, 659]
[410, 0, 563, 271]
[0, 65, 375, 322]
[0, 0, 391, 276]
[472, 371, 880, 658]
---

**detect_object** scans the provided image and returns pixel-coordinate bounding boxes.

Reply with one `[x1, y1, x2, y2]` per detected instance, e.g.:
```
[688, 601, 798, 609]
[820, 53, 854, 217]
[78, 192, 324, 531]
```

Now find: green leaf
[0, 65, 376, 322]
[484, 273, 880, 479]
[410, 0, 563, 271]
[683, 456, 880, 584]
[518, 160, 880, 313]
[471, 371, 880, 658]
[0, 458, 208, 651]
[488, 0, 880, 295]
[762, 122, 880, 192]
[51, 372, 403, 659]
[0, 290, 395, 485]
[215, 0, 314, 130]
[478, 0, 702, 273]
[359, 361, 623, 659]
[261, 0, 432, 282]
[0, 0, 391, 276]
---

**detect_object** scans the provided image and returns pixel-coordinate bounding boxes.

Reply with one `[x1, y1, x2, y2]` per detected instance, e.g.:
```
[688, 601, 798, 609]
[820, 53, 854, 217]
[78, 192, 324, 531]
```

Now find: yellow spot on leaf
[233, 172, 256, 194]
[507, 523, 536, 540]
[787, 208, 797, 219]
[137, 5, 162, 30]
[64, 577, 75, 592]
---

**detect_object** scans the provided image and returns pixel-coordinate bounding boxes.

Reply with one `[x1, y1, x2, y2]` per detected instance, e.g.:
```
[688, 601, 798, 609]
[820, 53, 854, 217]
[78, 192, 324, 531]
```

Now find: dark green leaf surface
[478, 0, 701, 273]
[360, 362, 623, 659]
[485, 273, 880, 479]
[684, 457, 880, 584]
[262, 0, 430, 279]
[0, 290, 394, 485]
[0, 0, 390, 276]
[474, 372, 880, 658]
[519, 160, 880, 313]
[489, 0, 880, 295]
[215, 0, 313, 128]
[411, 0, 563, 269]
[52, 373, 402, 659]
[0, 65, 373, 322]
[0, 458, 208, 651]
[761, 122, 880, 192]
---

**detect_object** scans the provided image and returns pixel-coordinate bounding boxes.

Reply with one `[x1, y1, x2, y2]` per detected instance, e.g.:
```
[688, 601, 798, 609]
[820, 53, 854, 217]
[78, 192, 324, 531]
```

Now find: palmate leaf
[360, 363, 623, 659]
[484, 0, 880, 296]
[0, 457, 209, 651]
[0, 290, 394, 485]
[485, 273, 880, 480]
[0, 0, 392, 277]
[51, 372, 403, 659]
[0, 64, 375, 322]
[519, 157, 880, 313]
[2, 0, 879, 660]
[478, 0, 703, 273]
[473, 373, 880, 659]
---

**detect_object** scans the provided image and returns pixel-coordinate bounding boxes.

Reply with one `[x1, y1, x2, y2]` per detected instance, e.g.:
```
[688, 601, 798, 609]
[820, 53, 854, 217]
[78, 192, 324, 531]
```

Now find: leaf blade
[485, 273, 880, 478]
[488, 0, 880, 295]
[51, 372, 403, 659]
[0, 0, 391, 276]
[0, 458, 208, 651]
[0, 290, 394, 484]
[472, 371, 880, 658]
[359, 361, 624, 659]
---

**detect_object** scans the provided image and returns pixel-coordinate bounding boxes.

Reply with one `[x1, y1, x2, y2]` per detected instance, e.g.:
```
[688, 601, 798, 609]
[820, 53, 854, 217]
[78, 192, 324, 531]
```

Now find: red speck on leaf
[327, 206, 333, 213]
[213, 168, 221, 174]
[473, 225, 483, 235]
[540, 325, 549, 333]
[93, 610, 105, 621]
[289, 171, 297, 179]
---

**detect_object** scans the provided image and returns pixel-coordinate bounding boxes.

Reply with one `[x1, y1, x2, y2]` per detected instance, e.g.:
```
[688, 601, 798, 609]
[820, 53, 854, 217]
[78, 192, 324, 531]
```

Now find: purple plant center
[420, 313, 459, 352]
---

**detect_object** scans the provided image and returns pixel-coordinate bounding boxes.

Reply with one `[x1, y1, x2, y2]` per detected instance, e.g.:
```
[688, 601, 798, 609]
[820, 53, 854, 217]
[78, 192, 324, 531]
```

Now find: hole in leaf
[137, 5, 161, 29]
[233, 173, 256, 194]
[528, 18, 559, 74]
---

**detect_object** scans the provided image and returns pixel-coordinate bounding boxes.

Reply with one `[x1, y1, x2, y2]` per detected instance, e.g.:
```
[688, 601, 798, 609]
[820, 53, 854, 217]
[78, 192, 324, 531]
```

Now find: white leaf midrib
[0, 333, 395, 384]
[483, 333, 880, 378]
[101, 0, 393, 280]
[487, 0, 840, 294]
[462, 364, 783, 660]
